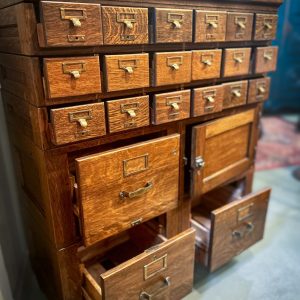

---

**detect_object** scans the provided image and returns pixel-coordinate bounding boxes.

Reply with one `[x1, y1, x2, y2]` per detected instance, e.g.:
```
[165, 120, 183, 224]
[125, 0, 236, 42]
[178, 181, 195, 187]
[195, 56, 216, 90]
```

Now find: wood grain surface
[223, 47, 251, 77]
[102, 6, 148, 45]
[43, 56, 101, 99]
[50, 102, 106, 145]
[254, 46, 278, 74]
[40, 1, 103, 47]
[75, 134, 180, 246]
[104, 53, 149, 92]
[153, 51, 192, 86]
[194, 10, 227, 43]
[254, 13, 278, 41]
[226, 12, 254, 41]
[192, 85, 223, 117]
[248, 76, 271, 103]
[152, 89, 191, 125]
[192, 49, 222, 81]
[153, 8, 193, 43]
[222, 80, 249, 109]
[106, 95, 150, 133]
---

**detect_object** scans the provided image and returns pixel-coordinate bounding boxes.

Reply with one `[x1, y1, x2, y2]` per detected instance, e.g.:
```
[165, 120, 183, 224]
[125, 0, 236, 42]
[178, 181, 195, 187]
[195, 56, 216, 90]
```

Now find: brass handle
[123, 66, 134, 74]
[126, 109, 136, 118]
[264, 53, 273, 61]
[123, 20, 133, 29]
[264, 22, 273, 30]
[172, 20, 182, 29]
[171, 63, 180, 70]
[140, 277, 171, 300]
[70, 17, 81, 27]
[232, 89, 241, 97]
[234, 57, 243, 64]
[206, 95, 215, 103]
[237, 21, 246, 29]
[119, 182, 153, 199]
[170, 102, 179, 110]
[208, 21, 218, 28]
[70, 70, 81, 79]
[246, 222, 255, 232]
[77, 118, 88, 128]
[203, 59, 212, 66]
[258, 86, 266, 94]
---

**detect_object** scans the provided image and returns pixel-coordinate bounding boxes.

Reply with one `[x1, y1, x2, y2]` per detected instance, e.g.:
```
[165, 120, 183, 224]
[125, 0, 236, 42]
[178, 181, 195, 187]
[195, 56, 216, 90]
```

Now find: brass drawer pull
[121, 102, 139, 118]
[171, 102, 179, 110]
[117, 12, 136, 29]
[69, 109, 92, 128]
[237, 21, 246, 29]
[208, 20, 218, 28]
[264, 21, 273, 30]
[62, 62, 86, 79]
[124, 66, 134, 73]
[167, 56, 183, 71]
[235, 16, 247, 29]
[119, 182, 153, 199]
[258, 85, 266, 94]
[232, 89, 241, 97]
[60, 8, 87, 27]
[168, 13, 184, 29]
[140, 277, 171, 300]
[119, 59, 138, 73]
[246, 222, 255, 232]
[234, 56, 243, 64]
[206, 14, 219, 29]
[264, 51, 273, 61]
[206, 95, 215, 103]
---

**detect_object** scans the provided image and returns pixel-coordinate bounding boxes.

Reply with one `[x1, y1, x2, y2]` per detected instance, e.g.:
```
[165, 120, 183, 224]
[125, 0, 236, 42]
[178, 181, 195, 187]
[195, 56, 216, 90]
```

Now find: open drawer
[81, 226, 195, 300]
[191, 185, 271, 272]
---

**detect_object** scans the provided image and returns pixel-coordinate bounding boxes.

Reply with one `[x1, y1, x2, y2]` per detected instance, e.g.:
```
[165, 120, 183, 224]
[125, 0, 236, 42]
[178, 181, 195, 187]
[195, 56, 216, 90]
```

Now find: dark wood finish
[192, 85, 223, 117]
[152, 90, 191, 125]
[50, 102, 106, 145]
[43, 56, 102, 99]
[226, 12, 254, 41]
[75, 134, 180, 246]
[194, 10, 227, 43]
[106, 95, 150, 133]
[248, 77, 271, 103]
[223, 48, 251, 77]
[190, 108, 257, 197]
[254, 13, 278, 41]
[104, 53, 149, 92]
[192, 49, 222, 81]
[102, 6, 148, 45]
[223, 80, 249, 109]
[153, 8, 193, 43]
[192, 186, 270, 271]
[82, 227, 195, 300]
[153, 51, 192, 86]
[39, 1, 103, 48]
[254, 46, 278, 74]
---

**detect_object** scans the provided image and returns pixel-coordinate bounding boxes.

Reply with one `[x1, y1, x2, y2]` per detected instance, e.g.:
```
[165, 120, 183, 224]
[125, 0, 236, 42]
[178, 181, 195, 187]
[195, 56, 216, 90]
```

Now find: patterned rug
[255, 117, 300, 171]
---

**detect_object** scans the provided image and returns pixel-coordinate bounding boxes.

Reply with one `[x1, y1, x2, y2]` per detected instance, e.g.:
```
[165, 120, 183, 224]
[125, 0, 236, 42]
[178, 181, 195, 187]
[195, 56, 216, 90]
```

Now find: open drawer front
[81, 225, 195, 300]
[191, 185, 271, 272]
[190, 109, 257, 198]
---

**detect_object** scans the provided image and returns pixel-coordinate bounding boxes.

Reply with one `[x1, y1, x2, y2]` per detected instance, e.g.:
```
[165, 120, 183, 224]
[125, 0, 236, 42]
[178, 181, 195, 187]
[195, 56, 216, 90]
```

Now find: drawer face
[153, 51, 192, 86]
[40, 1, 103, 47]
[254, 14, 278, 41]
[223, 80, 248, 109]
[192, 49, 222, 81]
[254, 46, 278, 74]
[192, 85, 223, 117]
[209, 188, 270, 271]
[223, 48, 251, 77]
[194, 10, 227, 43]
[191, 109, 256, 196]
[83, 229, 195, 300]
[50, 103, 106, 145]
[44, 56, 101, 99]
[226, 12, 254, 41]
[248, 77, 271, 103]
[154, 8, 193, 43]
[75, 134, 180, 246]
[104, 53, 149, 92]
[102, 6, 148, 45]
[152, 90, 190, 125]
[107, 95, 149, 133]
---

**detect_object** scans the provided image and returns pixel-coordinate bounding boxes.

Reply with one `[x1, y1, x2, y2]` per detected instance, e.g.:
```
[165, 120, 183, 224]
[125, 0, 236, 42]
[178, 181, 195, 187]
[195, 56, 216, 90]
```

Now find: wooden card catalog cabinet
[190, 109, 257, 198]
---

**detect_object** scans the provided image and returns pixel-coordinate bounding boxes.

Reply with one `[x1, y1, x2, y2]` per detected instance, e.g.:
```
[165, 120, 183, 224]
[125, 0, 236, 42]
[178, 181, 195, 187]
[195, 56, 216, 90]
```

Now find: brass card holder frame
[235, 16, 247, 39]
[120, 102, 140, 120]
[233, 52, 245, 64]
[144, 254, 168, 280]
[116, 12, 137, 29]
[167, 13, 184, 29]
[119, 59, 138, 74]
[60, 7, 87, 27]
[62, 61, 86, 79]
[203, 90, 216, 112]
[205, 14, 219, 28]
[167, 56, 183, 70]
[231, 84, 242, 98]
[237, 203, 254, 222]
[256, 82, 267, 98]
[123, 154, 149, 177]
[69, 109, 93, 128]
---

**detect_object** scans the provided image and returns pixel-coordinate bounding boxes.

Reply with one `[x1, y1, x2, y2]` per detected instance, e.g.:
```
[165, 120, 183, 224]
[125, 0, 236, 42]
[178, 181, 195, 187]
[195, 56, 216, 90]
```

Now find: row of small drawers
[44, 46, 278, 99]
[50, 77, 270, 145]
[39, 1, 278, 48]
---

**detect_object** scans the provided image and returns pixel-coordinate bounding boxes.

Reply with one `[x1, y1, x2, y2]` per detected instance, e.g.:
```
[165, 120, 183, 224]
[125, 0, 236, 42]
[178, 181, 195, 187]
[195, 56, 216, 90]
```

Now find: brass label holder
[167, 13, 184, 29]
[256, 81, 267, 98]
[167, 56, 183, 70]
[237, 203, 254, 222]
[117, 12, 137, 29]
[166, 95, 182, 117]
[62, 61, 86, 79]
[123, 154, 149, 177]
[144, 254, 168, 280]
[235, 16, 247, 38]
[203, 90, 216, 112]
[233, 52, 245, 64]
[119, 59, 138, 74]
[60, 7, 87, 27]
[201, 54, 214, 66]
[263, 50, 273, 61]
[205, 14, 219, 40]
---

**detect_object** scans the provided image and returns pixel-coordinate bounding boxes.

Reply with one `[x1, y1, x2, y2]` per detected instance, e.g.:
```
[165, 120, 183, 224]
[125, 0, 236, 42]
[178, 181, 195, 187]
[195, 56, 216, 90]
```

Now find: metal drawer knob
[172, 20, 182, 29]
[203, 59, 212, 66]
[246, 222, 255, 232]
[232, 90, 241, 97]
[234, 57, 243, 64]
[237, 21, 246, 29]
[171, 63, 180, 70]
[171, 102, 180, 110]
[140, 277, 171, 300]
[264, 22, 272, 30]
[120, 182, 153, 200]
[123, 66, 134, 74]
[123, 20, 133, 29]
[258, 86, 266, 94]
[70, 17, 81, 27]
[70, 70, 81, 79]
[264, 54, 273, 61]
[208, 21, 218, 28]
[77, 118, 88, 128]
[126, 109, 136, 118]
[206, 96, 215, 103]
